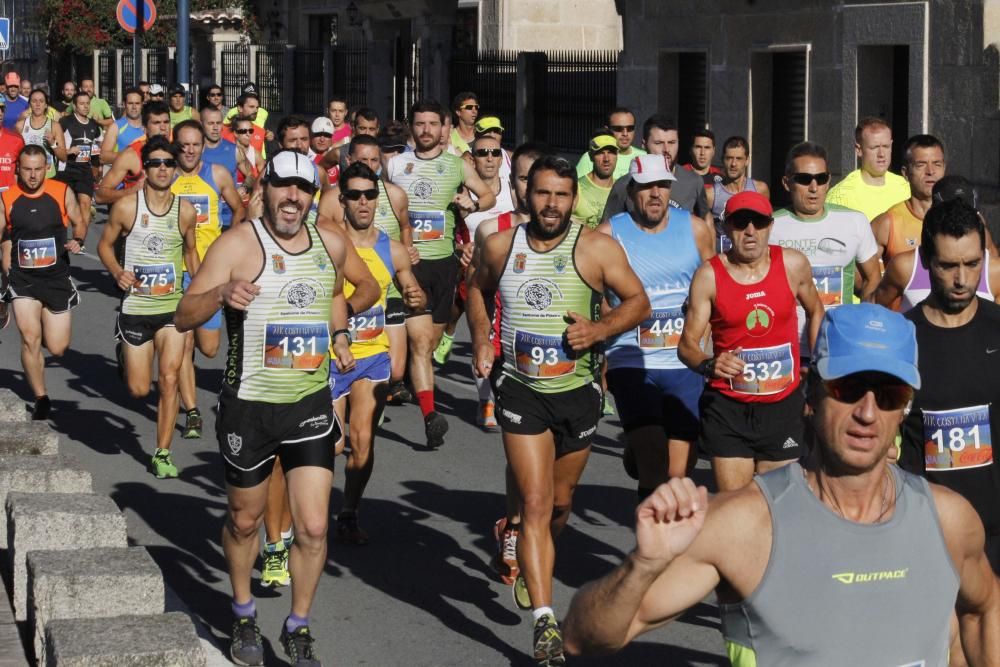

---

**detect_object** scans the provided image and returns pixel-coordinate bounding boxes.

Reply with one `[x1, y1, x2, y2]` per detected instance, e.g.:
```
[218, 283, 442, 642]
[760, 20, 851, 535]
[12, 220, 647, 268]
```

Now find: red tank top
[491, 212, 514, 355]
[709, 245, 800, 402]
[122, 139, 145, 188]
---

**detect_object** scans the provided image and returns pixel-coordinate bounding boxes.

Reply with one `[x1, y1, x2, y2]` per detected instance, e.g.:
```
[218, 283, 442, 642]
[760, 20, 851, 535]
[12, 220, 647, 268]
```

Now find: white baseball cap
[148, 83, 164, 95]
[629, 154, 676, 184]
[263, 150, 320, 192]
[311, 116, 335, 135]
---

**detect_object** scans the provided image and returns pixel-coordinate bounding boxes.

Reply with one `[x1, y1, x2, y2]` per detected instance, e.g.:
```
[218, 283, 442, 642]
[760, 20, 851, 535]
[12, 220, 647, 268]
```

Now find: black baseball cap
[933, 175, 979, 210]
[242, 82, 259, 97]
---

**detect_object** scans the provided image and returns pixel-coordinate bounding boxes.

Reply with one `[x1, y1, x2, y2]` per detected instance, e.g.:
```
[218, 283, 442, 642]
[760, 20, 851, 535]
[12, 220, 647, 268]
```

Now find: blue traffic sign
[116, 0, 156, 34]
[0, 19, 10, 51]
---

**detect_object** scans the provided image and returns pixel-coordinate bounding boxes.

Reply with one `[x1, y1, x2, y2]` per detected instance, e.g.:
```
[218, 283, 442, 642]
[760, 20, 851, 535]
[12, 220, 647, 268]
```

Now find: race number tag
[513, 329, 576, 378]
[729, 343, 795, 395]
[638, 306, 684, 349]
[811, 265, 844, 307]
[263, 322, 330, 371]
[408, 210, 445, 242]
[349, 305, 386, 342]
[131, 263, 176, 296]
[180, 194, 211, 226]
[923, 404, 993, 471]
[75, 144, 92, 162]
[17, 237, 57, 269]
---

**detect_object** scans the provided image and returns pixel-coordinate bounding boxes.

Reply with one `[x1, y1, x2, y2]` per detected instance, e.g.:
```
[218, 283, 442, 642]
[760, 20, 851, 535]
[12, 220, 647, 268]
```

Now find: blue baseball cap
[813, 304, 920, 389]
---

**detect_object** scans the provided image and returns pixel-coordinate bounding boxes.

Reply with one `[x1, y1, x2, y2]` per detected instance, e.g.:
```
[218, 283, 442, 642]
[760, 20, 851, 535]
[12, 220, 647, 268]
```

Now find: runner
[575, 107, 646, 181]
[473, 115, 512, 178]
[327, 96, 352, 151]
[53, 92, 100, 233]
[147, 84, 165, 103]
[201, 84, 225, 113]
[222, 91, 267, 159]
[827, 116, 911, 221]
[169, 119, 245, 443]
[563, 303, 1000, 664]
[1, 72, 27, 131]
[467, 155, 649, 665]
[678, 191, 822, 492]
[0, 101, 25, 191]
[318, 107, 382, 179]
[99, 87, 144, 166]
[168, 85, 200, 128]
[309, 116, 338, 184]
[233, 115, 264, 206]
[0, 144, 85, 419]
[571, 130, 617, 229]
[683, 128, 721, 187]
[18, 78, 30, 101]
[706, 136, 770, 252]
[137, 81, 150, 102]
[58, 81, 76, 114]
[450, 91, 478, 156]
[769, 141, 880, 348]
[96, 100, 172, 204]
[199, 107, 240, 229]
[331, 161, 425, 545]
[600, 154, 714, 498]
[97, 136, 199, 478]
[78, 79, 115, 131]
[386, 99, 495, 448]
[18, 89, 60, 179]
[175, 150, 356, 667]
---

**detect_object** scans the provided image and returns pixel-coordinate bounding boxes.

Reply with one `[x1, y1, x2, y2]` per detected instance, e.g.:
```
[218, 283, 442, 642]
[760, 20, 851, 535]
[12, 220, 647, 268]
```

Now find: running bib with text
[348, 305, 386, 342]
[180, 194, 210, 226]
[17, 237, 57, 269]
[131, 263, 176, 296]
[811, 265, 844, 307]
[730, 343, 795, 395]
[638, 307, 684, 349]
[923, 404, 993, 471]
[263, 322, 330, 371]
[75, 145, 92, 162]
[513, 329, 576, 378]
[408, 210, 445, 242]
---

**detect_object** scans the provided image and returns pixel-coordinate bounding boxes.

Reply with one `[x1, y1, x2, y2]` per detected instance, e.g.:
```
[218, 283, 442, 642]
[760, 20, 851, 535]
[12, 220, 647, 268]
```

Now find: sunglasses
[728, 214, 773, 231]
[474, 148, 502, 158]
[208, 92, 222, 97]
[609, 124, 635, 133]
[790, 172, 831, 186]
[143, 158, 176, 168]
[823, 376, 912, 411]
[342, 188, 379, 201]
[270, 176, 317, 194]
[234, 128, 253, 135]
[313, 132, 332, 139]
[460, 104, 479, 111]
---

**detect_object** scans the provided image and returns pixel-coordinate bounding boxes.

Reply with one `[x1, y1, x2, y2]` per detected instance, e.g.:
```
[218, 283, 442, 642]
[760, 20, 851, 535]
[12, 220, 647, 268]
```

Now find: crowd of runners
[1, 73, 999, 666]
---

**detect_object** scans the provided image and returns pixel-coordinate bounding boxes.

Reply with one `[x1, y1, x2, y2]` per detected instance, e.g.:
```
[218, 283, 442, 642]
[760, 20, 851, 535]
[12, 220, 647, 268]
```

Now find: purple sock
[285, 614, 309, 632]
[232, 598, 256, 619]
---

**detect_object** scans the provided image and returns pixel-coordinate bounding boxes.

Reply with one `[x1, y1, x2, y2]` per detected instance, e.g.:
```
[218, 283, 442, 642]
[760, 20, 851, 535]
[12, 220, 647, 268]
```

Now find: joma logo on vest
[831, 569, 908, 585]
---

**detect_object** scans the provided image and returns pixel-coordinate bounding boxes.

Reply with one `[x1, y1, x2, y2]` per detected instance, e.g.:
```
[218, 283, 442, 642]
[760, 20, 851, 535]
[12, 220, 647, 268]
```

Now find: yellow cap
[589, 134, 619, 153]
[475, 116, 504, 134]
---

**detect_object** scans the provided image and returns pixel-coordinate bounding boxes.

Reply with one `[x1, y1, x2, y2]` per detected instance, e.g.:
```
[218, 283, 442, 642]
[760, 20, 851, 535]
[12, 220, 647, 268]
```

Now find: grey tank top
[721, 462, 958, 667]
[711, 176, 757, 219]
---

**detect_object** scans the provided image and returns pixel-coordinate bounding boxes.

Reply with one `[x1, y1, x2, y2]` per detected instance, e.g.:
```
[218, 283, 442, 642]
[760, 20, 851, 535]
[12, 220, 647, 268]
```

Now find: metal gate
[220, 42, 251, 107]
[98, 50, 117, 108]
[256, 44, 284, 113]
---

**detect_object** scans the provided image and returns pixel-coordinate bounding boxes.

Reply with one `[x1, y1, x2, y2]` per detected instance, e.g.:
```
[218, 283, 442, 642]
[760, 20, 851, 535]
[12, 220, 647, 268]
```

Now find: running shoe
[229, 615, 264, 666]
[477, 400, 499, 432]
[602, 394, 615, 416]
[336, 512, 370, 545]
[532, 614, 565, 666]
[432, 332, 454, 365]
[31, 395, 51, 421]
[150, 448, 178, 478]
[424, 411, 448, 448]
[492, 517, 519, 585]
[512, 573, 531, 610]
[181, 408, 202, 439]
[386, 381, 413, 405]
[279, 624, 320, 667]
[260, 542, 290, 588]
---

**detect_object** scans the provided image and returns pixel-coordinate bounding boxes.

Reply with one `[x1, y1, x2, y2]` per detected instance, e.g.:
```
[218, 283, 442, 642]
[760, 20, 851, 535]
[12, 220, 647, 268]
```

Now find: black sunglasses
[342, 188, 379, 201]
[143, 158, 176, 168]
[823, 376, 912, 411]
[460, 104, 479, 111]
[313, 132, 332, 139]
[474, 148, 502, 158]
[728, 214, 773, 231]
[609, 124, 635, 133]
[234, 128, 253, 135]
[270, 176, 317, 194]
[790, 172, 831, 186]
[207, 92, 222, 97]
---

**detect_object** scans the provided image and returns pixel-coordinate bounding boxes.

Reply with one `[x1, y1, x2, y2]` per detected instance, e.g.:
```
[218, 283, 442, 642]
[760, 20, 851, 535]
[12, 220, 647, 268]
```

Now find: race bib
[811, 265, 844, 307]
[263, 322, 330, 371]
[638, 306, 684, 349]
[729, 343, 795, 395]
[348, 305, 385, 342]
[131, 263, 176, 296]
[17, 237, 57, 269]
[180, 194, 211, 226]
[75, 144, 92, 162]
[409, 210, 445, 242]
[923, 404, 993, 471]
[513, 329, 576, 379]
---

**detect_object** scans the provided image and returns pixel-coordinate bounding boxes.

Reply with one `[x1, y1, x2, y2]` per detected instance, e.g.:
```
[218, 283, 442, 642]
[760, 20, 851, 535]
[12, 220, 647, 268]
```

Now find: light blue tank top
[114, 118, 144, 153]
[605, 209, 701, 370]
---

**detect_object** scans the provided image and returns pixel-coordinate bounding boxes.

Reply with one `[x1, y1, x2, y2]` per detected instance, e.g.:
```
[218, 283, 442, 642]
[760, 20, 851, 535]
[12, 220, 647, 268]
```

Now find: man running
[706, 136, 770, 251]
[467, 155, 649, 665]
[201, 85, 225, 113]
[175, 150, 356, 666]
[575, 107, 645, 181]
[331, 162, 425, 544]
[97, 136, 199, 478]
[222, 91, 267, 159]
[78, 79, 115, 131]
[571, 130, 617, 229]
[563, 303, 1000, 663]
[199, 107, 240, 229]
[1, 145, 85, 419]
[1, 72, 27, 131]
[167, 86, 199, 128]
[682, 128, 721, 187]
[0, 101, 25, 191]
[99, 88, 145, 166]
[170, 120, 245, 442]
[96, 101, 172, 205]
[600, 154, 714, 498]
[827, 116, 910, 221]
[53, 92, 101, 233]
[450, 91, 478, 156]
[678, 191, 822, 492]
[386, 99, 495, 448]
[327, 96, 352, 150]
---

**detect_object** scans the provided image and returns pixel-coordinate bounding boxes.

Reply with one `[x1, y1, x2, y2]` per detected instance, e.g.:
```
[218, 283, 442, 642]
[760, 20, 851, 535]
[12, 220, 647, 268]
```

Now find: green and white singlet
[386, 150, 465, 260]
[498, 223, 602, 393]
[223, 218, 338, 403]
[120, 190, 184, 316]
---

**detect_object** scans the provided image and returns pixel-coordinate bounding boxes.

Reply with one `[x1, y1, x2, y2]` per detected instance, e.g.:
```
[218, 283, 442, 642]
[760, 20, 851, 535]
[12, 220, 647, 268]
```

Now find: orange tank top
[884, 200, 922, 261]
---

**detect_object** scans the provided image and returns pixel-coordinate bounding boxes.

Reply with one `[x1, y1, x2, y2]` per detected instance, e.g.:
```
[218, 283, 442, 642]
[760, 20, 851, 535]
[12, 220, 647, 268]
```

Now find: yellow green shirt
[572, 174, 613, 229]
[826, 169, 911, 222]
[575, 146, 646, 181]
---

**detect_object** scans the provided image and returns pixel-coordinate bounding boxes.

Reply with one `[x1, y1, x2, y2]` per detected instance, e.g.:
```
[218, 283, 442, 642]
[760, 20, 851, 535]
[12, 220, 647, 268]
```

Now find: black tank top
[902, 298, 1000, 535]
[60, 114, 100, 172]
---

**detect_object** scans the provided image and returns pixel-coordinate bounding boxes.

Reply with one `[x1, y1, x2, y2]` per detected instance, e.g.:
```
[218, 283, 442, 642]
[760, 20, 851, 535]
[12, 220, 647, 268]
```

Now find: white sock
[532, 606, 555, 621]
[280, 528, 293, 541]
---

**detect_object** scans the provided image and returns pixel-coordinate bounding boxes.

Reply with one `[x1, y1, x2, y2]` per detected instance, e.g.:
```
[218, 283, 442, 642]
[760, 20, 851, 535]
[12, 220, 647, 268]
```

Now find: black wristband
[73, 237, 85, 246]
[332, 328, 351, 345]
[346, 302, 355, 318]
[697, 358, 715, 378]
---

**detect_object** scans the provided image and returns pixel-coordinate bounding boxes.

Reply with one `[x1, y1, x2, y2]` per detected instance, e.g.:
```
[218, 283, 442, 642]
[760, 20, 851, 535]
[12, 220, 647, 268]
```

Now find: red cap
[4, 72, 19, 87]
[724, 191, 773, 219]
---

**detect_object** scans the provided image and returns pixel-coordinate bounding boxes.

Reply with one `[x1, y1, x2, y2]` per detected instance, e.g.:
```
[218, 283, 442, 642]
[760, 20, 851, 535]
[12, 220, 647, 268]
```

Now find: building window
[857, 45, 909, 171]
[657, 50, 709, 163]
[309, 14, 338, 47]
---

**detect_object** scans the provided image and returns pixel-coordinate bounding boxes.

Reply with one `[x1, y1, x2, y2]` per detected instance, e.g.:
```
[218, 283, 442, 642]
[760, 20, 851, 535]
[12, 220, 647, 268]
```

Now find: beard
[528, 208, 573, 240]
[263, 188, 309, 238]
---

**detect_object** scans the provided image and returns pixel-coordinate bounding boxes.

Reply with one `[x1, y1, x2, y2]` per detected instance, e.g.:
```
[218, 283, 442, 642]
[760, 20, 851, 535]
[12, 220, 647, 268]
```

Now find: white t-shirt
[464, 177, 514, 240]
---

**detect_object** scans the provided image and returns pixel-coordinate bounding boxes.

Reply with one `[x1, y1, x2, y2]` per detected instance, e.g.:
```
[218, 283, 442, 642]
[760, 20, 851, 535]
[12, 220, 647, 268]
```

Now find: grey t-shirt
[601, 163, 708, 223]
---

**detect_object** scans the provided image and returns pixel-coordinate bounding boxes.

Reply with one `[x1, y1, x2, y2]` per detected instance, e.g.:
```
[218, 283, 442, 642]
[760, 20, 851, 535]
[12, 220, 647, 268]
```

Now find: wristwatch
[697, 358, 715, 378]
[332, 328, 352, 346]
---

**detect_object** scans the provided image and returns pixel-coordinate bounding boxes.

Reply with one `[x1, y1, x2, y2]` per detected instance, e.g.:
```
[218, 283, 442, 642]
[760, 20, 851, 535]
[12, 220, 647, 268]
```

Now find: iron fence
[543, 50, 618, 152]
[220, 42, 251, 108]
[146, 48, 169, 86]
[449, 50, 517, 145]
[333, 41, 368, 108]
[293, 48, 324, 115]
[98, 50, 117, 110]
[256, 43, 284, 114]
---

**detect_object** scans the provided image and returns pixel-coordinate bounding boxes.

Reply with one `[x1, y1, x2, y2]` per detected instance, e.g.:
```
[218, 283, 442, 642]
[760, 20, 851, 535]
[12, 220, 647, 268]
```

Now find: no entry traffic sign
[117, 0, 157, 33]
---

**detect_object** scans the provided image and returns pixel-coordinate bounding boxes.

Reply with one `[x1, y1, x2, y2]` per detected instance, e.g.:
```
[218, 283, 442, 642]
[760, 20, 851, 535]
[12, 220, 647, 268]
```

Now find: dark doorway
[657, 50, 709, 165]
[857, 45, 909, 171]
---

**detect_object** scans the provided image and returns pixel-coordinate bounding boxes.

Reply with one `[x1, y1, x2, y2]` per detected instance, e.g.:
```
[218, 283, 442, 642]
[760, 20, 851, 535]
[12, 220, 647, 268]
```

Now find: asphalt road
[0, 214, 729, 666]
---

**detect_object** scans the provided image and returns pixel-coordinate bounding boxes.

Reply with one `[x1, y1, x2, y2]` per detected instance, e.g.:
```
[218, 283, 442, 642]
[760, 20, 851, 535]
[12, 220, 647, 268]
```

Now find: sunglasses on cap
[790, 172, 831, 186]
[143, 158, 177, 168]
[822, 375, 913, 411]
[609, 124, 635, 133]
[474, 148, 503, 158]
[460, 104, 479, 111]
[727, 213, 773, 231]
[269, 176, 317, 194]
[342, 188, 379, 201]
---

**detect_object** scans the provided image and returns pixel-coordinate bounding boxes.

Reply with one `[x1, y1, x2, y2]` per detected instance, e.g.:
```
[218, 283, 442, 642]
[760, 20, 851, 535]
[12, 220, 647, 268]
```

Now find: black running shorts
[385, 296, 405, 327]
[6, 273, 79, 313]
[116, 312, 176, 347]
[494, 374, 602, 456]
[408, 255, 459, 324]
[698, 388, 805, 462]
